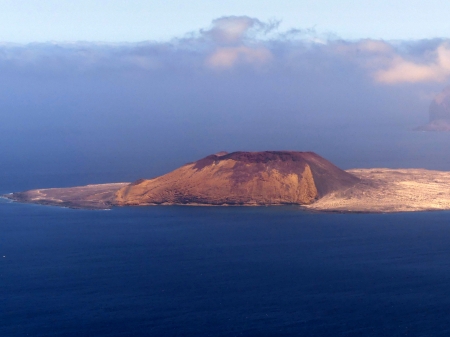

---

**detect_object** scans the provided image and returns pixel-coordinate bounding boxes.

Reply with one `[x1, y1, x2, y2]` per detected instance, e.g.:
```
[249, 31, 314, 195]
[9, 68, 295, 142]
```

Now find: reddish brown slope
[115, 151, 359, 206]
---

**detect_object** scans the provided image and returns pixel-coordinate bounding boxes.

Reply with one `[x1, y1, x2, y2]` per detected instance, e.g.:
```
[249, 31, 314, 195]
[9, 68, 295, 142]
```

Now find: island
[416, 86, 450, 131]
[4, 151, 450, 213]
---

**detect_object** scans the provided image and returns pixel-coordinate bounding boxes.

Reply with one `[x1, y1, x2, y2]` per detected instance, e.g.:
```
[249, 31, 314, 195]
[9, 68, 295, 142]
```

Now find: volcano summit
[115, 151, 359, 206]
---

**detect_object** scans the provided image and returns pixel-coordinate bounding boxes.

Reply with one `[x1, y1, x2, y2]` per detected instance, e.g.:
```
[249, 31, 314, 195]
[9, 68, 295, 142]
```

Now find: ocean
[2, 199, 450, 336]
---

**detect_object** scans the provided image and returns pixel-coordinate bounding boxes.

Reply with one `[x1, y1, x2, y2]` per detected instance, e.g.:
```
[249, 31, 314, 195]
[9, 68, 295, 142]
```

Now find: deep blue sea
[2, 197, 450, 336]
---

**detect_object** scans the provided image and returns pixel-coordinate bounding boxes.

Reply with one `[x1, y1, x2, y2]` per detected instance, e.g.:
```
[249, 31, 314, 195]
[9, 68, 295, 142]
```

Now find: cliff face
[115, 151, 359, 206]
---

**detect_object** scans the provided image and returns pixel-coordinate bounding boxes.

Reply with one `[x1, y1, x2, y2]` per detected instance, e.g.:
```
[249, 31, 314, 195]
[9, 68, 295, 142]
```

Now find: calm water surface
[2, 199, 450, 336]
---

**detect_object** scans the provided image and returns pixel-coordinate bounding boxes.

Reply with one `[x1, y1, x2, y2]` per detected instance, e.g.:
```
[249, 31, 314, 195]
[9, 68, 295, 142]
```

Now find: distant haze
[2, 16, 450, 190]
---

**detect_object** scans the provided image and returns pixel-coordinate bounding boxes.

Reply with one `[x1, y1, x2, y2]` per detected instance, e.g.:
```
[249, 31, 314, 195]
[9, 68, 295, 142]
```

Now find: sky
[2, 2, 450, 190]
[1, 0, 450, 43]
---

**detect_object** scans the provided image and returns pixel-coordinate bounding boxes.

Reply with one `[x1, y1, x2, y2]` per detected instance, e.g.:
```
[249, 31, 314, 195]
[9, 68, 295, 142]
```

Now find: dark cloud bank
[2, 16, 450, 190]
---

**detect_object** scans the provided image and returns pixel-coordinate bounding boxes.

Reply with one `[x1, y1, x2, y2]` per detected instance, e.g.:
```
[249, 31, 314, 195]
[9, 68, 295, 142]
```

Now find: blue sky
[1, 0, 449, 43]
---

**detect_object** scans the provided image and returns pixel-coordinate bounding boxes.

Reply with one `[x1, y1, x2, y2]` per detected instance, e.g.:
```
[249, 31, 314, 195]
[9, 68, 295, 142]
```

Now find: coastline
[6, 167, 450, 213]
[5, 193, 450, 214]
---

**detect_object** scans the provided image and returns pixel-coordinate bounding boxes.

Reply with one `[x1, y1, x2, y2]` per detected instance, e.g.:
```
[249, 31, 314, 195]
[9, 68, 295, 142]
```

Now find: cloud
[206, 46, 272, 69]
[333, 39, 397, 72]
[0, 17, 449, 85]
[208, 16, 255, 43]
[373, 43, 450, 84]
[203, 16, 279, 44]
[358, 40, 393, 54]
[332, 39, 450, 84]
[334, 39, 393, 55]
[200, 16, 276, 69]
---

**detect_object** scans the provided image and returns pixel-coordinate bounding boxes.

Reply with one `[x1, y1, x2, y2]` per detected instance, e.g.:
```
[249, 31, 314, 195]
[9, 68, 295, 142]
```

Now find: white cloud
[200, 16, 276, 69]
[1, 17, 450, 86]
[204, 16, 279, 44]
[209, 17, 255, 43]
[333, 39, 450, 84]
[206, 46, 272, 69]
[373, 43, 450, 84]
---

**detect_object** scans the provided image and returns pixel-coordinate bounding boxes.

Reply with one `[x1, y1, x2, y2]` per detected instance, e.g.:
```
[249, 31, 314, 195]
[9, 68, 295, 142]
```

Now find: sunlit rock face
[417, 86, 450, 131]
[115, 151, 360, 206]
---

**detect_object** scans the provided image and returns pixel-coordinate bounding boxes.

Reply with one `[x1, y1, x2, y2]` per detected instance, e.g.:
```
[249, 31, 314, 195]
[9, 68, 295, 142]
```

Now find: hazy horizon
[3, 15, 450, 190]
